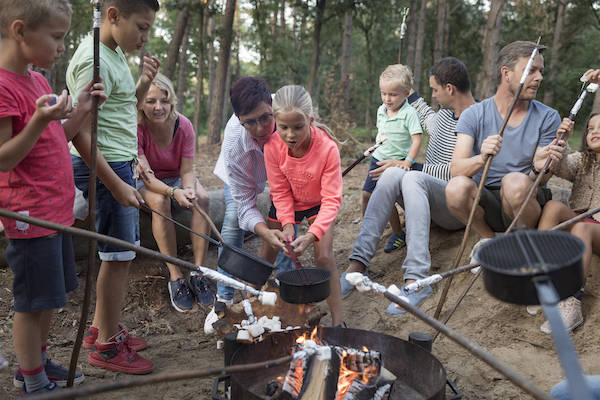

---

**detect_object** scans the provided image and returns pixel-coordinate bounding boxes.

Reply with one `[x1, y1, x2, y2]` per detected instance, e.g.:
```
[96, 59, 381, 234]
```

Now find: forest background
[42, 0, 600, 148]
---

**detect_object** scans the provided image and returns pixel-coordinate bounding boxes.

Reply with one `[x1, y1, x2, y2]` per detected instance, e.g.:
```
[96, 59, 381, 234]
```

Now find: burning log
[280, 338, 393, 400]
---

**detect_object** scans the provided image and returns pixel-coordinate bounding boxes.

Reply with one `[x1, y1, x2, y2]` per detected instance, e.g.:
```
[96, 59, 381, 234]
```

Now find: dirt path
[1, 144, 599, 399]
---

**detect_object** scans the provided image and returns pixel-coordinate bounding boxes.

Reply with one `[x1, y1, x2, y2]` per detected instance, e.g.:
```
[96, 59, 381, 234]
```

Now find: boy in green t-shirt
[66, 0, 160, 375]
[362, 64, 423, 253]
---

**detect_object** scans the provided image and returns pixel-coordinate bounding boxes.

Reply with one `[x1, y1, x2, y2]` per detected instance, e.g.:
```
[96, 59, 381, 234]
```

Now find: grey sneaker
[340, 271, 361, 298]
[385, 285, 433, 315]
[168, 278, 194, 313]
[540, 297, 583, 334]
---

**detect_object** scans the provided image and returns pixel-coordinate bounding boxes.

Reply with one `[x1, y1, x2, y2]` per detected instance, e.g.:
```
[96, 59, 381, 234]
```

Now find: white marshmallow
[259, 291, 277, 306]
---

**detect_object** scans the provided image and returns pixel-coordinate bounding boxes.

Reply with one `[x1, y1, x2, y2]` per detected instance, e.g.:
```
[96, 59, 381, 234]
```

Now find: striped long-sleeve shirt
[213, 115, 271, 233]
[407, 92, 458, 182]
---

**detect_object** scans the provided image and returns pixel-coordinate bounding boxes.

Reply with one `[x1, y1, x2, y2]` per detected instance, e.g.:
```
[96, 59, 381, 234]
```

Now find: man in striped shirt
[341, 58, 475, 315]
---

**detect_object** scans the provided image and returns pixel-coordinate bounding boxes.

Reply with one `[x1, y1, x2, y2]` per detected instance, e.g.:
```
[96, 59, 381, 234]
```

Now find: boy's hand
[75, 79, 107, 114]
[290, 233, 316, 257]
[111, 181, 144, 208]
[35, 90, 73, 122]
[140, 52, 160, 86]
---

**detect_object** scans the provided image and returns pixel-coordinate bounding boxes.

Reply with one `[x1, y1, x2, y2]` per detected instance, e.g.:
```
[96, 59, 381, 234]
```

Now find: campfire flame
[294, 327, 376, 399]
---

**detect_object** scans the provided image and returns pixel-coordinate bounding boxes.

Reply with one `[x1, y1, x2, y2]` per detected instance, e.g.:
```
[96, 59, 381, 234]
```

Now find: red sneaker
[83, 325, 148, 351]
[88, 331, 153, 375]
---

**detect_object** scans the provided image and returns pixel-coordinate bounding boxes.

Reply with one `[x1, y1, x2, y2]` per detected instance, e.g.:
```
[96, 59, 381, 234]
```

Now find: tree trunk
[193, 4, 207, 136]
[307, 0, 326, 96]
[221, 58, 232, 130]
[434, 0, 447, 62]
[476, 0, 506, 100]
[406, 0, 418, 71]
[163, 5, 191, 81]
[207, 0, 237, 145]
[176, 25, 190, 113]
[444, 0, 451, 57]
[592, 90, 600, 114]
[340, 9, 353, 111]
[280, 0, 286, 34]
[543, 0, 567, 106]
[413, 0, 427, 92]
[207, 15, 216, 119]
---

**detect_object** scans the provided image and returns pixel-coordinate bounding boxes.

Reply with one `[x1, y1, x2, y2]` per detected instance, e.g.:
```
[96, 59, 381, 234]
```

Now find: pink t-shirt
[137, 114, 195, 179]
[0, 68, 75, 238]
[264, 125, 342, 241]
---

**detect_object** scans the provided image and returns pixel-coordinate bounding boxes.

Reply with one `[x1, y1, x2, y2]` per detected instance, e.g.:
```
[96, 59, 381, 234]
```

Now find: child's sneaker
[384, 233, 406, 253]
[14, 359, 84, 388]
[88, 331, 153, 375]
[168, 278, 194, 312]
[189, 272, 215, 306]
[83, 325, 147, 351]
[22, 380, 61, 396]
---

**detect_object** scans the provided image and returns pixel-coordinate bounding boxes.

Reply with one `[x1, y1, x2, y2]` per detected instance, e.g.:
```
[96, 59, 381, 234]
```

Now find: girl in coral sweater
[264, 85, 343, 326]
[537, 112, 600, 334]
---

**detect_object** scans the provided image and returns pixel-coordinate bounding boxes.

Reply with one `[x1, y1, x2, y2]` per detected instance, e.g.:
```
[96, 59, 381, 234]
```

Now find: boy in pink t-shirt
[264, 85, 343, 327]
[0, 0, 138, 394]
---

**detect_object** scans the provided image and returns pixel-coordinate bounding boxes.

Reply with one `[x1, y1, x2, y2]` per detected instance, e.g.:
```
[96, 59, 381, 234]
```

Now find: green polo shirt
[67, 35, 138, 162]
[372, 100, 422, 161]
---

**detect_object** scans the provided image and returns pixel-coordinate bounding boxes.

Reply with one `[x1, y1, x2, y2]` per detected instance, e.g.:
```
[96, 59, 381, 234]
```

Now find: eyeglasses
[240, 113, 273, 129]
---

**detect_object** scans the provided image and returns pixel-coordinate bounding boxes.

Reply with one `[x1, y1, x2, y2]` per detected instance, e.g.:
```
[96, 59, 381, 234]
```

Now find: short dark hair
[429, 57, 471, 93]
[101, 0, 159, 19]
[229, 77, 272, 116]
[496, 41, 547, 85]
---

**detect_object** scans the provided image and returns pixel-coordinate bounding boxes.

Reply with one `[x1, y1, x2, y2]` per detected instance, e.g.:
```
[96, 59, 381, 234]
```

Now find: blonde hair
[0, 0, 72, 36]
[379, 64, 414, 93]
[138, 73, 178, 123]
[272, 85, 339, 143]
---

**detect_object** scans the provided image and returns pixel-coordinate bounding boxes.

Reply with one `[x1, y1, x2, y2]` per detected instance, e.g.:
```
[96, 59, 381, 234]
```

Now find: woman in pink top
[264, 85, 343, 326]
[137, 74, 213, 313]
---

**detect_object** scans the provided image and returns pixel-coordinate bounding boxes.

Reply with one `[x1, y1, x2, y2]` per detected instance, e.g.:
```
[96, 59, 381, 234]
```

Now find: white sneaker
[540, 297, 583, 334]
[469, 238, 492, 273]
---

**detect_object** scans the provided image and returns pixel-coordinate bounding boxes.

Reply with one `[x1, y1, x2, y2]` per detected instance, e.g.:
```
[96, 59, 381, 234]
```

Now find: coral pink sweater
[264, 125, 343, 240]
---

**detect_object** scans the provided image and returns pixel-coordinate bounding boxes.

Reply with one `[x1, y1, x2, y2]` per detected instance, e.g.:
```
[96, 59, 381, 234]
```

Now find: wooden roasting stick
[67, 0, 101, 387]
[26, 355, 294, 400]
[432, 80, 599, 341]
[342, 137, 387, 177]
[433, 38, 543, 322]
[0, 208, 277, 306]
[343, 274, 553, 400]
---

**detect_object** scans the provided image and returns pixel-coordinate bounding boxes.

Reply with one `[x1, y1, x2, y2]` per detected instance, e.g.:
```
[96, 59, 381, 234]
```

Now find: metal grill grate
[478, 230, 584, 274]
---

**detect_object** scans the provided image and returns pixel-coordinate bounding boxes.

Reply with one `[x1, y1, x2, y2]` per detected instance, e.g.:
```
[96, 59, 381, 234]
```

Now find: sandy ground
[1, 142, 599, 399]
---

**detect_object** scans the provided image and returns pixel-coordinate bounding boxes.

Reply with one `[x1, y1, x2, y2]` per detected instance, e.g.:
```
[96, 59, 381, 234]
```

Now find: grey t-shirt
[455, 97, 560, 187]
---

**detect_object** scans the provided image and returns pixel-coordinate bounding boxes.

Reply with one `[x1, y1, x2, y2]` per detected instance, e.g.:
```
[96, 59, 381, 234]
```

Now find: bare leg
[445, 176, 494, 238]
[538, 200, 577, 230]
[13, 310, 50, 370]
[191, 187, 210, 266]
[142, 189, 183, 280]
[93, 260, 130, 342]
[39, 309, 52, 349]
[571, 222, 600, 276]
[501, 172, 543, 228]
[314, 226, 343, 326]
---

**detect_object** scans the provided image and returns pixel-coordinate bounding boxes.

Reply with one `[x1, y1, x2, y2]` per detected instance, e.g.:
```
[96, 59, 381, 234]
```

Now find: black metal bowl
[218, 243, 276, 286]
[277, 267, 331, 304]
[477, 230, 585, 305]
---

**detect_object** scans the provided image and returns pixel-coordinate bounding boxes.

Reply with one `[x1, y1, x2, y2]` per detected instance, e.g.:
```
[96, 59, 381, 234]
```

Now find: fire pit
[227, 327, 451, 400]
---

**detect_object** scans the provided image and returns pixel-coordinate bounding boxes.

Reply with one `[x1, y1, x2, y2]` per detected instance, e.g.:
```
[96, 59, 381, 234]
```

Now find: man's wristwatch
[531, 164, 550, 175]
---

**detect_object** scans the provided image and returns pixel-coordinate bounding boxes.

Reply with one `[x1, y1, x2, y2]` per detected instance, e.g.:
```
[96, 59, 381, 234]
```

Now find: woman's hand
[290, 233, 316, 257]
[173, 188, 193, 208]
[262, 228, 286, 250]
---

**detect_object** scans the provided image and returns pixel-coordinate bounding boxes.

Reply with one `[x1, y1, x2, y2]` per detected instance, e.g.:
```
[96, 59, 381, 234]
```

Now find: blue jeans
[550, 376, 600, 399]
[216, 183, 293, 301]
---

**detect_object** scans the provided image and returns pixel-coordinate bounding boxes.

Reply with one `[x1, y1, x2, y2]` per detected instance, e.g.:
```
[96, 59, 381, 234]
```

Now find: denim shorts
[362, 157, 421, 193]
[137, 176, 181, 208]
[72, 155, 140, 261]
[7, 232, 78, 312]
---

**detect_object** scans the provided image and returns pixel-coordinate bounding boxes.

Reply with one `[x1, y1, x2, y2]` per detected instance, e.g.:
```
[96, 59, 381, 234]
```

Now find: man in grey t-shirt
[446, 41, 565, 245]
